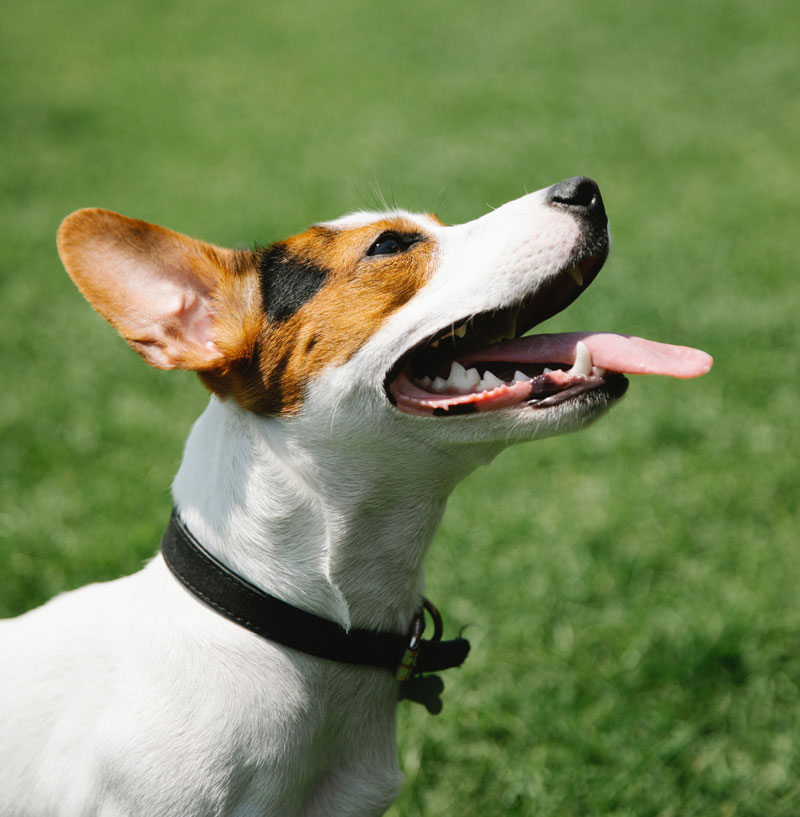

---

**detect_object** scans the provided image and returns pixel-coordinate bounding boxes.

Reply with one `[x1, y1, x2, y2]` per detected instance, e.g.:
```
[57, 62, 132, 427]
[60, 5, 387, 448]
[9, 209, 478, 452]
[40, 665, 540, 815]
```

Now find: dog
[0, 177, 711, 816]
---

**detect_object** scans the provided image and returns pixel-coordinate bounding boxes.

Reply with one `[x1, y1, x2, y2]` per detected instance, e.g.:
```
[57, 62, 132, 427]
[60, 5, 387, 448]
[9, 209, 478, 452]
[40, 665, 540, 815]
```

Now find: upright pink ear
[57, 209, 247, 371]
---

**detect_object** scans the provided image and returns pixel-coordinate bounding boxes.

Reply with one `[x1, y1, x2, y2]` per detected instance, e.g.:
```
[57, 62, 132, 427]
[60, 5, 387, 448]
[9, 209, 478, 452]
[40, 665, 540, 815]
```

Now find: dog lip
[526, 372, 628, 408]
[388, 364, 627, 416]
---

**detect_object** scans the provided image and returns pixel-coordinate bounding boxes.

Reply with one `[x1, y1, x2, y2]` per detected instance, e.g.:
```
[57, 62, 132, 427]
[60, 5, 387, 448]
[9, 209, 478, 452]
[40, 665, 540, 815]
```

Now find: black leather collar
[161, 510, 470, 680]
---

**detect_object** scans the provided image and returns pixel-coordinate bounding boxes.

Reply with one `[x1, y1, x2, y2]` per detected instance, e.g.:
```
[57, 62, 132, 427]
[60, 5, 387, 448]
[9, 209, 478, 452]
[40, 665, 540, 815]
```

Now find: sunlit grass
[1, 0, 798, 813]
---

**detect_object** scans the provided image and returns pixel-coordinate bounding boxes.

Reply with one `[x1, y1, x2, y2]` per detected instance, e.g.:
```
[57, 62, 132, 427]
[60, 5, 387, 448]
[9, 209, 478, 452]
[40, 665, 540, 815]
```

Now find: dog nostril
[546, 176, 601, 208]
[546, 176, 606, 226]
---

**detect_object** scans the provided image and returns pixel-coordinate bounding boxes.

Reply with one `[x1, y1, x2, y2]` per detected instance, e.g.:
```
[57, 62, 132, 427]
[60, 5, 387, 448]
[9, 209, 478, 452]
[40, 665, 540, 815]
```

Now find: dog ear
[57, 208, 258, 371]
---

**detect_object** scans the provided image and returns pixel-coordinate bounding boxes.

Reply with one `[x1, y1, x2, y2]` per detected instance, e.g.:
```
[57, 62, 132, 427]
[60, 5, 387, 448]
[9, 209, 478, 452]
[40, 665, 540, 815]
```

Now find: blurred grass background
[1, 0, 798, 814]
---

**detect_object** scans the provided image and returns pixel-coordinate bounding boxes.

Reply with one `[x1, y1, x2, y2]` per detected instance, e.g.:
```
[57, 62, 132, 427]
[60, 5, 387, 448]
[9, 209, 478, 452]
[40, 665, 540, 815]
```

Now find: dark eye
[366, 232, 408, 257]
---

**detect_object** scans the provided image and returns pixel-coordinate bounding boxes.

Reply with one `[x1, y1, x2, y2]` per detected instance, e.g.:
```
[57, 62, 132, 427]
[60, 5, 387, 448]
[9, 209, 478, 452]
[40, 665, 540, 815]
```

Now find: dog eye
[366, 232, 408, 257]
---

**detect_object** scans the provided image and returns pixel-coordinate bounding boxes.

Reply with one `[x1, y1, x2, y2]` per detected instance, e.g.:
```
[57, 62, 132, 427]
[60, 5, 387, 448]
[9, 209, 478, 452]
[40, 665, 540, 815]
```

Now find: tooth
[438, 323, 467, 343]
[419, 376, 432, 388]
[496, 311, 518, 341]
[480, 370, 504, 390]
[445, 361, 466, 392]
[567, 264, 584, 287]
[543, 367, 553, 374]
[566, 341, 592, 377]
[503, 313, 518, 340]
[446, 361, 480, 393]
[513, 370, 530, 381]
[448, 360, 465, 378]
[431, 376, 448, 392]
[592, 365, 606, 377]
[431, 339, 440, 348]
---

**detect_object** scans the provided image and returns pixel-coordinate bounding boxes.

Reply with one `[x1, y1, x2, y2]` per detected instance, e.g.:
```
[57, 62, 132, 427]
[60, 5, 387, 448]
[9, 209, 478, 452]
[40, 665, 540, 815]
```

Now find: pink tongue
[462, 332, 713, 378]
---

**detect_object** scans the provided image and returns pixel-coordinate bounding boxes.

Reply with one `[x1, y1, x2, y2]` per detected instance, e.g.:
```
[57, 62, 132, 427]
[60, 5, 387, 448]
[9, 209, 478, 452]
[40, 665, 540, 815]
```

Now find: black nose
[546, 176, 606, 226]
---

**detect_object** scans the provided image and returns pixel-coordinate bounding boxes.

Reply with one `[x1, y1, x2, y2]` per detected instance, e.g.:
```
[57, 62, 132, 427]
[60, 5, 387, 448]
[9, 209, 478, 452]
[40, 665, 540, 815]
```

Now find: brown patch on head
[208, 215, 437, 414]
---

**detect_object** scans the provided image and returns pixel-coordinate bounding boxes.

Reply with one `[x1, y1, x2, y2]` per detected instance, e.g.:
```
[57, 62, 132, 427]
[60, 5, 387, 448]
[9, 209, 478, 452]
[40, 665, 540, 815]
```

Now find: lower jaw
[389, 372, 628, 418]
[529, 372, 629, 409]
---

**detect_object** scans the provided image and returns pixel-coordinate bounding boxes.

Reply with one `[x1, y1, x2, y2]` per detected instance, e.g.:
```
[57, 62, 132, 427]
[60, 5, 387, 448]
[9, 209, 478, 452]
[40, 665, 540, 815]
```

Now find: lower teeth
[415, 347, 608, 397]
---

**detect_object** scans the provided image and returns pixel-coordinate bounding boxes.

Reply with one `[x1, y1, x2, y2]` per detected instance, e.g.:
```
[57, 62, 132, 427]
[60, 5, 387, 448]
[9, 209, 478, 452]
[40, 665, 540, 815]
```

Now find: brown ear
[57, 208, 256, 371]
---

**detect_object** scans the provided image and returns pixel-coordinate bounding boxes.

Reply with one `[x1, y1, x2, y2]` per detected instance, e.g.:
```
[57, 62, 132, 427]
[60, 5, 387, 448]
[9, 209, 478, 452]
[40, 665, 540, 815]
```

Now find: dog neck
[171, 396, 498, 633]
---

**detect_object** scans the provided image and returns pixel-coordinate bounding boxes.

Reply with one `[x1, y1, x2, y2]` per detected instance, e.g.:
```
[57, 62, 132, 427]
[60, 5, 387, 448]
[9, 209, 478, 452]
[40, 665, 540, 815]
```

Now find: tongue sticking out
[464, 332, 713, 379]
[390, 332, 712, 416]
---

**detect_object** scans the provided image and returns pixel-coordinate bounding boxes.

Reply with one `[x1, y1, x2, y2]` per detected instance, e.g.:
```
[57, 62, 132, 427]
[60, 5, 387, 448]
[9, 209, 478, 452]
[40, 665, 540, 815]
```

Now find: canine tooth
[567, 264, 584, 287]
[592, 365, 606, 377]
[566, 341, 592, 377]
[431, 376, 448, 392]
[454, 323, 468, 338]
[480, 370, 504, 390]
[495, 312, 518, 341]
[513, 370, 530, 381]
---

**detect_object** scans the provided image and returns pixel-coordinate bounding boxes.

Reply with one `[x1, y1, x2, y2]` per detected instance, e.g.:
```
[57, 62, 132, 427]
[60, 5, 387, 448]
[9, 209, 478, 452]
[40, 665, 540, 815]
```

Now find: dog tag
[398, 674, 445, 715]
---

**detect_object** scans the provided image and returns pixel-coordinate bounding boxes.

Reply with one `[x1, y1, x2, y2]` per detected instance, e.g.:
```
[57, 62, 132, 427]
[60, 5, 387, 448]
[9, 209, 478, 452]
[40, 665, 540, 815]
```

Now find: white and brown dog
[0, 177, 711, 816]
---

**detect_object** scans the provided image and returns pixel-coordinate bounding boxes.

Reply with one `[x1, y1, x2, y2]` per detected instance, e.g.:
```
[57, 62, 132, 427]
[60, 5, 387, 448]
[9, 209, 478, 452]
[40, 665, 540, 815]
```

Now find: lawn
[1, 0, 798, 814]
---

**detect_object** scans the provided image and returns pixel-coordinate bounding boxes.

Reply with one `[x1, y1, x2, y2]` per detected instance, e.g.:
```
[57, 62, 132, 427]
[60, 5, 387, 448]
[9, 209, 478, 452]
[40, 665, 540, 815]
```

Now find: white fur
[0, 186, 610, 816]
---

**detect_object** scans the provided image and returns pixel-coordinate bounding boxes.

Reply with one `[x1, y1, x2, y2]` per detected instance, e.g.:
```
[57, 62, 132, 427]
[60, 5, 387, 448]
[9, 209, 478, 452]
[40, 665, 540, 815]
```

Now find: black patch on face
[258, 242, 330, 322]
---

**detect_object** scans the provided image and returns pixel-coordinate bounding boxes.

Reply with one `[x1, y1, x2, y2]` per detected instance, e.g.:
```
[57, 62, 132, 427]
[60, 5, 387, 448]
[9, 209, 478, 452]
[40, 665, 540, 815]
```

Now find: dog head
[57, 177, 711, 452]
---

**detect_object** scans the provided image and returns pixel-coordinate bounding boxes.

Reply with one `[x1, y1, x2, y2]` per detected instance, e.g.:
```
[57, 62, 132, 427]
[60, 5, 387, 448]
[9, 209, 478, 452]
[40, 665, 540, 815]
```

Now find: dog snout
[545, 176, 607, 229]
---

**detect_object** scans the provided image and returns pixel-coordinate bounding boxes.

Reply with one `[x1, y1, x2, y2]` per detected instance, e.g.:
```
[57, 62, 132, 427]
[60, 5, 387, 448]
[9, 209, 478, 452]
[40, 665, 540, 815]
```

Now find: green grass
[1, 0, 798, 813]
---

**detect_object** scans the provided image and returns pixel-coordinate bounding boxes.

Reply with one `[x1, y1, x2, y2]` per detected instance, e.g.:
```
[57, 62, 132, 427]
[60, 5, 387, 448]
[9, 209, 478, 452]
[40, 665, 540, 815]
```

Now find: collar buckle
[395, 598, 444, 681]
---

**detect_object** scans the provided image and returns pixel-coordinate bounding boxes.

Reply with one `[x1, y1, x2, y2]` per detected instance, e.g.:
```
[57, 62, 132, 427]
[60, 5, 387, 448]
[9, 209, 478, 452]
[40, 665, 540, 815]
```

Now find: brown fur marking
[212, 216, 437, 415]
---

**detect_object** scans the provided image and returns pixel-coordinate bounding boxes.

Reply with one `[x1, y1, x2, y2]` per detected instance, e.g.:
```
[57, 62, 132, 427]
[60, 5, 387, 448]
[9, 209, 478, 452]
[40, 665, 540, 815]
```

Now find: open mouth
[385, 253, 713, 417]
